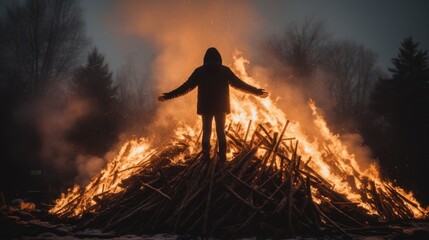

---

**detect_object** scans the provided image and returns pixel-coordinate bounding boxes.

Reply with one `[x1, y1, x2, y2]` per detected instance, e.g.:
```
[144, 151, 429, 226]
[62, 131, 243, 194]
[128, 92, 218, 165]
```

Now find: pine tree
[68, 48, 122, 156]
[370, 37, 429, 204]
[389, 37, 429, 81]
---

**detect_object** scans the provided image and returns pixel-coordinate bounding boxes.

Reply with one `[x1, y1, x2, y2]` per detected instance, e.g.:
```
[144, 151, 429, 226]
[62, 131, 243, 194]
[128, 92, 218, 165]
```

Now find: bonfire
[50, 54, 428, 238]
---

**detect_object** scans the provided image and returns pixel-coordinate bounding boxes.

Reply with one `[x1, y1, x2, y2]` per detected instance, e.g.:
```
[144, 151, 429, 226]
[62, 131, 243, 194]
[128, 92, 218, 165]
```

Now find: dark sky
[77, 0, 429, 73]
[254, 0, 429, 70]
[2, 0, 429, 73]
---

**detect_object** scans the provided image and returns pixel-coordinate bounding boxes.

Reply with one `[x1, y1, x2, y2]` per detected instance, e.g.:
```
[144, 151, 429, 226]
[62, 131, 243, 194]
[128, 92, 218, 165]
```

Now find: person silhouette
[158, 47, 268, 162]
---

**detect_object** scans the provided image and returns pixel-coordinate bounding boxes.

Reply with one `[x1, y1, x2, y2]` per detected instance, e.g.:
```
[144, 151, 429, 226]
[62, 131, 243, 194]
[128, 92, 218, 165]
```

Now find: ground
[3, 218, 429, 240]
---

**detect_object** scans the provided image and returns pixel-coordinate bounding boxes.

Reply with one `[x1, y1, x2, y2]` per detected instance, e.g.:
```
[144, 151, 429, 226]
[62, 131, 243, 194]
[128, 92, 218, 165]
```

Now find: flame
[50, 138, 155, 216]
[50, 52, 428, 219]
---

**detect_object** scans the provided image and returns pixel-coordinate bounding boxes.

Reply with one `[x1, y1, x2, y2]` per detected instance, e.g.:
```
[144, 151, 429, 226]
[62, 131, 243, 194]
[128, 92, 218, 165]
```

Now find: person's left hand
[158, 93, 168, 102]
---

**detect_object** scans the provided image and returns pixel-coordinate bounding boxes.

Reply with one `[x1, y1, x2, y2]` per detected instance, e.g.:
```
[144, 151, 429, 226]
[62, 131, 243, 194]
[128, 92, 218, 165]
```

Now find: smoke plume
[109, 0, 378, 171]
[30, 80, 113, 185]
[110, 0, 262, 138]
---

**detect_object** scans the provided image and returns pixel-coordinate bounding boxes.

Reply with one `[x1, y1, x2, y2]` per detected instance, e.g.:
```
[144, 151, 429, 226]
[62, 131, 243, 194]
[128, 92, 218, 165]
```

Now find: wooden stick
[287, 169, 295, 236]
[244, 119, 252, 143]
[141, 182, 172, 201]
[319, 211, 353, 239]
[326, 200, 366, 227]
[223, 183, 261, 212]
[203, 157, 217, 235]
[226, 171, 275, 202]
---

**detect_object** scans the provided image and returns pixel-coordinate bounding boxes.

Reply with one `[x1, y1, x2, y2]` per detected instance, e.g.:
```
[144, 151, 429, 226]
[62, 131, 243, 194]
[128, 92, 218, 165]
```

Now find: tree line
[265, 18, 429, 205]
[0, 0, 154, 201]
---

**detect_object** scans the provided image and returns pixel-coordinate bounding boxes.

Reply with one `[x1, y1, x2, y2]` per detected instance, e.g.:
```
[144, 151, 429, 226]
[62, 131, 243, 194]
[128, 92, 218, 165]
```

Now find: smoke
[110, 0, 262, 141]
[12, 85, 71, 162]
[109, 1, 377, 171]
[250, 51, 378, 170]
[341, 133, 374, 170]
[36, 94, 89, 170]
[75, 150, 116, 185]
[110, 0, 320, 140]
[0, 0, 378, 195]
[27, 79, 115, 185]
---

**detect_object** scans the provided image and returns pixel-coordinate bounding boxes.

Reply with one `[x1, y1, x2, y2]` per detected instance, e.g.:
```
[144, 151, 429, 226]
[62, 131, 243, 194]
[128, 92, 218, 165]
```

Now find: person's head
[203, 47, 222, 65]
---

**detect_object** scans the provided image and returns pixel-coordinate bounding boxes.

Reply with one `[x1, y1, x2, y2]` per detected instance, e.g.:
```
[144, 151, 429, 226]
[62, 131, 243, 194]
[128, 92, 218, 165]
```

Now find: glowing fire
[50, 52, 428, 219]
[50, 138, 155, 216]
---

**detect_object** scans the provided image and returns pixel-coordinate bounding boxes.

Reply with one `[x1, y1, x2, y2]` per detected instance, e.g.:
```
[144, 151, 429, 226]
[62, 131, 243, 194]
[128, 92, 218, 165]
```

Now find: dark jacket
[163, 48, 261, 115]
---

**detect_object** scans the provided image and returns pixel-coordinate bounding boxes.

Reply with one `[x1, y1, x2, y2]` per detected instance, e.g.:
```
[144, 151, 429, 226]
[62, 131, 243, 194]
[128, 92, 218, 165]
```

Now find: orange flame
[50, 52, 428, 219]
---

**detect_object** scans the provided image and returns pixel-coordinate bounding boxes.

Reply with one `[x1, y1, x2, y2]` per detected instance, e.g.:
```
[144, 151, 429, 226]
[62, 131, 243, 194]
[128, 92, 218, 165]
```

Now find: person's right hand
[257, 89, 268, 98]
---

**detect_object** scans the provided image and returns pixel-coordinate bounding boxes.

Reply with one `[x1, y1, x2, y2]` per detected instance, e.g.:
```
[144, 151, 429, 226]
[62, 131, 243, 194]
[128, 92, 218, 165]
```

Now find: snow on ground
[15, 221, 429, 240]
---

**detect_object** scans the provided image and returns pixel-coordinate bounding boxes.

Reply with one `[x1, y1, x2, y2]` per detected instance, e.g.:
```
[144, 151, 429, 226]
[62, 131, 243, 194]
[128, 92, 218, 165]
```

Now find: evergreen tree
[68, 48, 122, 156]
[370, 37, 429, 204]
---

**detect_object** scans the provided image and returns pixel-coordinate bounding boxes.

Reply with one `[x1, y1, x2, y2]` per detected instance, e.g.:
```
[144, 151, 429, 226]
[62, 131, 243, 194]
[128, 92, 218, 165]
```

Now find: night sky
[76, 0, 429, 72]
[2, 0, 427, 71]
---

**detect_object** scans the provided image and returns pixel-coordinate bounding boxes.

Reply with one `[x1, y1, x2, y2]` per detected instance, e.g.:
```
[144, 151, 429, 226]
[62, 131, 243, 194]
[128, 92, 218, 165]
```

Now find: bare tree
[116, 58, 156, 134]
[0, 0, 89, 197]
[0, 0, 88, 93]
[267, 17, 331, 80]
[321, 40, 379, 116]
[263, 18, 380, 133]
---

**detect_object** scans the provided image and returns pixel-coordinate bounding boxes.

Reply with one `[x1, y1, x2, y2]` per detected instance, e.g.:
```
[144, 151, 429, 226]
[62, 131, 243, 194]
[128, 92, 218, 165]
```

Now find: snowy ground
[7, 220, 429, 240]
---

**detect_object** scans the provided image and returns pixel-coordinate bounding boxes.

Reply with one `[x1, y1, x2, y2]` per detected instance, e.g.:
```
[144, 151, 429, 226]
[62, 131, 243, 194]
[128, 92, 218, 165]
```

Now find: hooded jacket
[163, 47, 261, 115]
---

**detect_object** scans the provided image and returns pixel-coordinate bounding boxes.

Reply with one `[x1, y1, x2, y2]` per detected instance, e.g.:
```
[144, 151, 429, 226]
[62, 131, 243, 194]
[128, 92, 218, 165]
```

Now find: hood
[203, 47, 222, 65]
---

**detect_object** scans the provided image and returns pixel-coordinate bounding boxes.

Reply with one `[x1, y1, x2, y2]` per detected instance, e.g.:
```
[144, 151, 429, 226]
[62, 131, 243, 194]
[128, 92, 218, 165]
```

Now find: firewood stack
[51, 121, 427, 238]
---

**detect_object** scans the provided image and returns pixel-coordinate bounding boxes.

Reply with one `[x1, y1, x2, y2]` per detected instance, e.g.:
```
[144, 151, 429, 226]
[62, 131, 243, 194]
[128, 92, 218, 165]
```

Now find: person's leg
[202, 114, 213, 159]
[215, 113, 227, 162]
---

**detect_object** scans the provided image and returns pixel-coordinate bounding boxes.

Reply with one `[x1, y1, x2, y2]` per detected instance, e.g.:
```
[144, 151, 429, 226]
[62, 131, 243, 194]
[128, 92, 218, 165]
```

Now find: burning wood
[50, 121, 428, 238]
[49, 55, 428, 238]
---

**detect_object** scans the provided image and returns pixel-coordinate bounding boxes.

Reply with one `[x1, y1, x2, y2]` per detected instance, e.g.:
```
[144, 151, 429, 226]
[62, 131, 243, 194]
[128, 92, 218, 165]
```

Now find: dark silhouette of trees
[265, 19, 379, 132]
[116, 59, 156, 135]
[0, 0, 88, 201]
[67, 48, 122, 156]
[321, 40, 379, 123]
[370, 37, 429, 204]
[0, 0, 88, 94]
[266, 17, 330, 82]
[268, 21, 428, 204]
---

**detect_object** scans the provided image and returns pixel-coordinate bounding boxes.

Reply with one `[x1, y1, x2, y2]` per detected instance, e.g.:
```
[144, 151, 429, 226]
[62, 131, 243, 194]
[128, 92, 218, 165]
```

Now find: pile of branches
[53, 122, 426, 238]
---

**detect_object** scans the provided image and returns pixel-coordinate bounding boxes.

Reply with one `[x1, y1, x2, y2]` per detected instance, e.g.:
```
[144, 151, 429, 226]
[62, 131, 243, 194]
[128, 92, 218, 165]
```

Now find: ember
[50, 54, 428, 238]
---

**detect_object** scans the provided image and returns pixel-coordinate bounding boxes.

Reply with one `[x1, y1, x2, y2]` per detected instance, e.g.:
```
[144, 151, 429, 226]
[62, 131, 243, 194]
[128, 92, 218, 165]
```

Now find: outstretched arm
[228, 69, 268, 98]
[158, 70, 198, 102]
